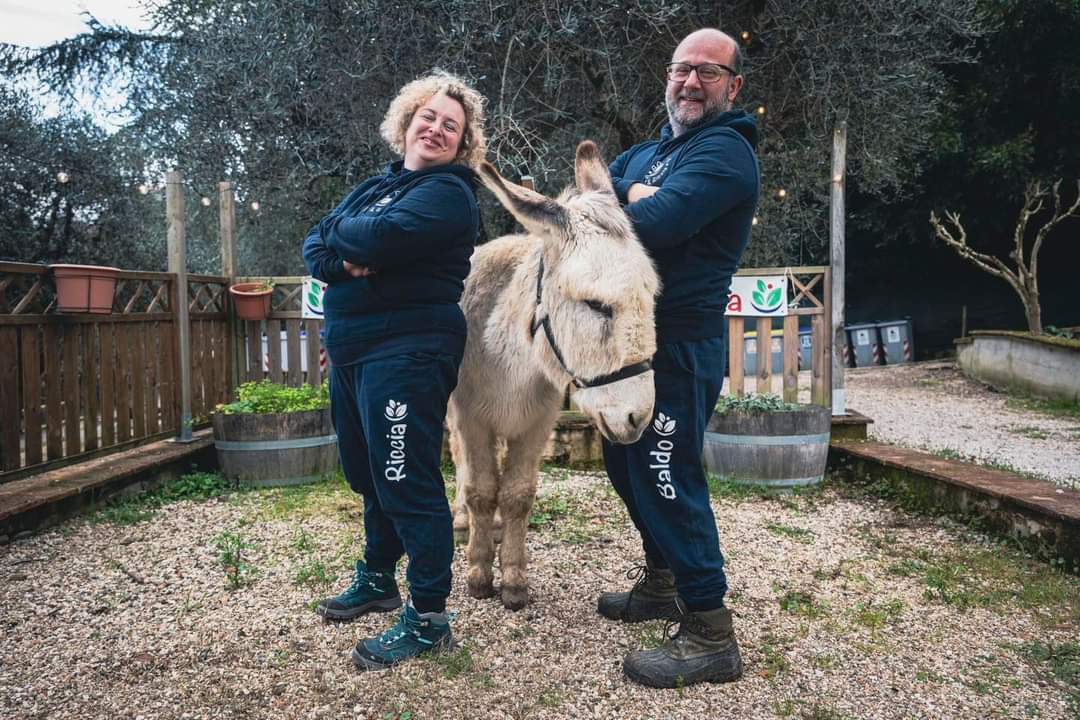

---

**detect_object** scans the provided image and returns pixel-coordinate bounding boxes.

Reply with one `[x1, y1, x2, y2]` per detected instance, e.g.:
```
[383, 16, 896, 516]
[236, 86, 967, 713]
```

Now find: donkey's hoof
[501, 585, 529, 611]
[467, 578, 496, 599]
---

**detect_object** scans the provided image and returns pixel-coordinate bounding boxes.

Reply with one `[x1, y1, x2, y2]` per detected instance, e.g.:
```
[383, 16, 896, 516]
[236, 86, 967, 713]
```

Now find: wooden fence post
[168, 170, 194, 442]
[830, 121, 847, 416]
[219, 181, 239, 390]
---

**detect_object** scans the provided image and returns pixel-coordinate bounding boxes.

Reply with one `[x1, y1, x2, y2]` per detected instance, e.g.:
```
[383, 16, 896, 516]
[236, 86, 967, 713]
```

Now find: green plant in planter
[216, 379, 330, 415]
[715, 393, 800, 414]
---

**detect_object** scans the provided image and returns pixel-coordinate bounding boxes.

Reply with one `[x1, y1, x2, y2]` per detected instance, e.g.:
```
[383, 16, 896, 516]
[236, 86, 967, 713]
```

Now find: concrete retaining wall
[956, 331, 1080, 403]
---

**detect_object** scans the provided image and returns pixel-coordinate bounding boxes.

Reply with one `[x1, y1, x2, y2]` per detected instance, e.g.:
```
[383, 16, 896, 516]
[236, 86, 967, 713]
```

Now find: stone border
[956, 330, 1080, 402]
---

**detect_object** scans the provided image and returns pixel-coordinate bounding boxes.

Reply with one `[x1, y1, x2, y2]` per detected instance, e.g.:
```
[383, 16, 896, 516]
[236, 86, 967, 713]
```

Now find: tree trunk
[1025, 296, 1042, 335]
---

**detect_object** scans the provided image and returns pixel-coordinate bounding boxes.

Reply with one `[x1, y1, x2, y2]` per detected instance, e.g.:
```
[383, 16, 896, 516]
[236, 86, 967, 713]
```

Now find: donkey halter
[529, 255, 652, 390]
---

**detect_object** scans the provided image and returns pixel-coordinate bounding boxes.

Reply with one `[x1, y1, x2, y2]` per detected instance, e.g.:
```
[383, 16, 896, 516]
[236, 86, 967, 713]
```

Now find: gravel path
[3, 473, 1078, 720]
[845, 360, 1080, 489]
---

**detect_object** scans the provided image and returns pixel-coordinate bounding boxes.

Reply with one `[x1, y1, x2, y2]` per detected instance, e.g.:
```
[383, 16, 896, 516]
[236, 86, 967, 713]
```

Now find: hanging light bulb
[250, 201, 261, 212]
[777, 188, 787, 199]
[57, 171, 70, 184]
[740, 30, 751, 43]
[752, 216, 759, 226]
[201, 196, 211, 207]
[757, 105, 766, 116]
[138, 183, 149, 195]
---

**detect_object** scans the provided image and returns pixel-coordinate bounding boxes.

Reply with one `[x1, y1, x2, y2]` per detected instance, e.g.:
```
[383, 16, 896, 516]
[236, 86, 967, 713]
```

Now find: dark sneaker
[351, 599, 454, 671]
[316, 560, 401, 621]
[622, 603, 743, 688]
[597, 560, 678, 623]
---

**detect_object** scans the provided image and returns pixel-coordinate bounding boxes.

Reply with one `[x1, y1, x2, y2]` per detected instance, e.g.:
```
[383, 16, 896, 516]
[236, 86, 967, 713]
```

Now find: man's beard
[665, 88, 731, 135]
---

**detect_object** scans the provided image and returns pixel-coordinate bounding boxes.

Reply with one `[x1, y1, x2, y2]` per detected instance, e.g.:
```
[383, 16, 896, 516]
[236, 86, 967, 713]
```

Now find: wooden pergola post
[830, 122, 848, 416]
[167, 170, 194, 442]
[219, 181, 239, 389]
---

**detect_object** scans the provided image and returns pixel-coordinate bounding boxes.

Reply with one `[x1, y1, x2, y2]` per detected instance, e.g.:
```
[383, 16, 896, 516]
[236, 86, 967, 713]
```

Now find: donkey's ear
[574, 140, 614, 194]
[477, 161, 568, 237]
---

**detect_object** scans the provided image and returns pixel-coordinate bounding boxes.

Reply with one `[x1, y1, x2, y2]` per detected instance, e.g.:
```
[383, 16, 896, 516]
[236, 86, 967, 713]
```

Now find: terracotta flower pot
[50, 264, 119, 314]
[229, 282, 273, 321]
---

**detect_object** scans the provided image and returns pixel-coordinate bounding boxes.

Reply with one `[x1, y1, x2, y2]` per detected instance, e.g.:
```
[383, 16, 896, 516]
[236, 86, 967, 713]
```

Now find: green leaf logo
[756, 279, 767, 293]
[767, 287, 782, 306]
[752, 290, 765, 305]
[307, 287, 322, 310]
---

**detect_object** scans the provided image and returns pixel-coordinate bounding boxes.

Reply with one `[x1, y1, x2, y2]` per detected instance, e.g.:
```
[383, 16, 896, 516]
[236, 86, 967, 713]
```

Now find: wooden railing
[727, 265, 832, 407]
[1, 263, 181, 478]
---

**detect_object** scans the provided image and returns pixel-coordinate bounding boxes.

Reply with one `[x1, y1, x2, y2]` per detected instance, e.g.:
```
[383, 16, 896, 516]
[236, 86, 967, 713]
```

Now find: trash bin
[744, 329, 784, 375]
[798, 328, 812, 370]
[876, 319, 914, 364]
[846, 323, 881, 367]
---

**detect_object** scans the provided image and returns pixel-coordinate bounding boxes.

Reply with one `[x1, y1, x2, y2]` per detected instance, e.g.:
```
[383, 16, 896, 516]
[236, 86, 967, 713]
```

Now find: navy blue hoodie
[609, 110, 760, 344]
[302, 162, 480, 366]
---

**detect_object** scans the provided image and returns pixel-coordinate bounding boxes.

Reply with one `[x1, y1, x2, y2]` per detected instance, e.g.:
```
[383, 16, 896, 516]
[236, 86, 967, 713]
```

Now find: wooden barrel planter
[212, 408, 339, 487]
[703, 404, 831, 489]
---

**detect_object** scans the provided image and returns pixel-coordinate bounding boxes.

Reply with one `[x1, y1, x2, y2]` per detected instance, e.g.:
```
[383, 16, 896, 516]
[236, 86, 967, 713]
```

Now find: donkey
[446, 141, 660, 610]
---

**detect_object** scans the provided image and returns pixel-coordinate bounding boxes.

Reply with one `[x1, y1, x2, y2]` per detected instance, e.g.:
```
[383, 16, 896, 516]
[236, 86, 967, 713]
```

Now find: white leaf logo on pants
[653, 412, 677, 437]
[384, 399, 408, 482]
[384, 400, 408, 422]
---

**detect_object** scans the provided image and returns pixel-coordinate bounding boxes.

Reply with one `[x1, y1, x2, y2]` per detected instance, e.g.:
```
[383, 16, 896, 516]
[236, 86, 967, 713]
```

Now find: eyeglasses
[665, 62, 736, 84]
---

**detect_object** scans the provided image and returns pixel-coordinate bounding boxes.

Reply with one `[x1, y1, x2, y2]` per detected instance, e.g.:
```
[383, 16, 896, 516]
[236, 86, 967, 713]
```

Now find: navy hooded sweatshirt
[302, 162, 480, 366]
[609, 110, 760, 344]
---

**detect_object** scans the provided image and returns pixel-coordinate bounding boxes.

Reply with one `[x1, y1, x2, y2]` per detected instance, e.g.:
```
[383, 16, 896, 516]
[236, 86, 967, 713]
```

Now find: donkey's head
[478, 141, 659, 444]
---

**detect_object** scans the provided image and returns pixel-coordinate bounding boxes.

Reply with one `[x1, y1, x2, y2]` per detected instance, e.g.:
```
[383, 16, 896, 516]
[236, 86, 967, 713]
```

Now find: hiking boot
[351, 599, 454, 671]
[597, 559, 678, 623]
[316, 560, 401, 621]
[622, 602, 743, 688]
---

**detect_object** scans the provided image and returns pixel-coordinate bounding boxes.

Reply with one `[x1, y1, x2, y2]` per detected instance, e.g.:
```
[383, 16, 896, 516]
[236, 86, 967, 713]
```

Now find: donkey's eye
[584, 299, 614, 319]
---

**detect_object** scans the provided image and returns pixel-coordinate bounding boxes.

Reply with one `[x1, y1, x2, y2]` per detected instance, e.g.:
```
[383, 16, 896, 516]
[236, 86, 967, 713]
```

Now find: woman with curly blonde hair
[302, 70, 487, 670]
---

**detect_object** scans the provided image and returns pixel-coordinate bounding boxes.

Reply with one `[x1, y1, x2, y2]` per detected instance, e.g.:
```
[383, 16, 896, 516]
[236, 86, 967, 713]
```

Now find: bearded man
[599, 28, 761, 688]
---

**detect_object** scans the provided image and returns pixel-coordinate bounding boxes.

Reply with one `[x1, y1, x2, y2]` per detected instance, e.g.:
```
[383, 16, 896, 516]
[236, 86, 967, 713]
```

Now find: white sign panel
[725, 276, 787, 317]
[302, 276, 326, 319]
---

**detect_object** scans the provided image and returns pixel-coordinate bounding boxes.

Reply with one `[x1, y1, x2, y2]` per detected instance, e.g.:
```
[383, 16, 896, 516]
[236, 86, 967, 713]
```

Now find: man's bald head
[665, 28, 745, 136]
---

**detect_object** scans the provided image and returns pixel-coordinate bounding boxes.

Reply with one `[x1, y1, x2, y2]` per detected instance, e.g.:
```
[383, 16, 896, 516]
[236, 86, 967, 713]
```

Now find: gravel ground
[2, 471, 1079, 720]
[845, 360, 1080, 489]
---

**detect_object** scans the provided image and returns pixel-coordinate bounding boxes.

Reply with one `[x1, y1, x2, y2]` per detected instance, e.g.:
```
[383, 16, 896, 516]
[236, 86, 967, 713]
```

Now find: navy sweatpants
[602, 336, 728, 612]
[330, 350, 459, 613]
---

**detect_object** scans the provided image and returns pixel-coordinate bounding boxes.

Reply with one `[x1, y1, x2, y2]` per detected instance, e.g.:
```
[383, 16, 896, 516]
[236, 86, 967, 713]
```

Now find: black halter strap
[529, 255, 652, 389]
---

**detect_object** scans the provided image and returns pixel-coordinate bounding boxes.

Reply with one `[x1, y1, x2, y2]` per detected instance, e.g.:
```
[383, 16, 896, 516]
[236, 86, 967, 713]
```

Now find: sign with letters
[725, 276, 787, 317]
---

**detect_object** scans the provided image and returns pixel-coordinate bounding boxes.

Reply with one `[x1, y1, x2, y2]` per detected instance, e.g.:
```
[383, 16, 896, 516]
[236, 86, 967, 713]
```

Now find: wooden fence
[232, 277, 325, 388]
[727, 265, 832, 407]
[0, 261, 231, 481]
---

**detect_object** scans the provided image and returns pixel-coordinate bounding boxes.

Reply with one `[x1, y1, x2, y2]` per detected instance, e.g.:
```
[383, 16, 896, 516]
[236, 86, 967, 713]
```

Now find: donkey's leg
[461, 425, 500, 599]
[446, 424, 470, 543]
[497, 422, 550, 610]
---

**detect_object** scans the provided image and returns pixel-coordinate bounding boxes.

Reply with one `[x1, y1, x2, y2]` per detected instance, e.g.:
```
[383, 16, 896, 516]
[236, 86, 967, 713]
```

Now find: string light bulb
[757, 105, 766, 116]
[250, 201, 261, 211]
[201, 196, 211, 206]
[752, 216, 759, 226]
[777, 188, 787, 199]
[138, 184, 149, 195]
[740, 30, 751, 43]
[56, 171, 70, 184]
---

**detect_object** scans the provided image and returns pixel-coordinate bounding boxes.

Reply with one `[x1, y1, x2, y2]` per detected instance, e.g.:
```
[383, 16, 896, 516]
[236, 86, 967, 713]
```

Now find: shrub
[715, 393, 801, 414]
[216, 379, 330, 415]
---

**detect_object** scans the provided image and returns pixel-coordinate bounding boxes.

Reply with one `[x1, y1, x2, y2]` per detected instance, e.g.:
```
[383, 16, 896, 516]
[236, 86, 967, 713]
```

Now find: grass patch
[212, 530, 258, 590]
[427, 645, 475, 679]
[707, 474, 774, 502]
[766, 522, 816, 544]
[93, 470, 232, 525]
[256, 472, 355, 520]
[852, 599, 905, 631]
[1006, 395, 1080, 420]
[528, 491, 571, 529]
[1022, 641, 1080, 712]
[293, 559, 334, 593]
[778, 589, 829, 619]
[760, 632, 792, 679]
[1007, 425, 1050, 440]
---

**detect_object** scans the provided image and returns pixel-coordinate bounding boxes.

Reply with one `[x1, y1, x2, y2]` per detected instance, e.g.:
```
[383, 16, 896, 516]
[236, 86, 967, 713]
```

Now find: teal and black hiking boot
[351, 599, 454, 671]
[316, 560, 401, 621]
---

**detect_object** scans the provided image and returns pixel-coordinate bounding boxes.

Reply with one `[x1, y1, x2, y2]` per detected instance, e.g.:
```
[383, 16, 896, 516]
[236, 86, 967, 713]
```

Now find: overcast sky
[0, 0, 150, 47]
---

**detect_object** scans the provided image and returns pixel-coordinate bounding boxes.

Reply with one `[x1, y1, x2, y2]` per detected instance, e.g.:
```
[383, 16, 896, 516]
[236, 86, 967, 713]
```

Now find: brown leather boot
[622, 603, 743, 688]
[597, 559, 679, 623]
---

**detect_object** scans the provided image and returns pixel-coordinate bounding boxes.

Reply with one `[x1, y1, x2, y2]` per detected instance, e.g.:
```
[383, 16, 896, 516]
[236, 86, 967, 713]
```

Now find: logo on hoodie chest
[366, 190, 401, 214]
[642, 156, 672, 186]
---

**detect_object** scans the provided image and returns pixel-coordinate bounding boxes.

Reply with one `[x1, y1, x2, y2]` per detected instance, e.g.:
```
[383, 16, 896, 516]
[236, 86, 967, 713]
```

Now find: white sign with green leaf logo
[302, 277, 326, 319]
[724, 276, 787, 317]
